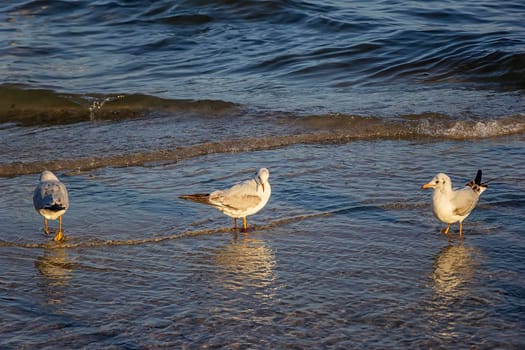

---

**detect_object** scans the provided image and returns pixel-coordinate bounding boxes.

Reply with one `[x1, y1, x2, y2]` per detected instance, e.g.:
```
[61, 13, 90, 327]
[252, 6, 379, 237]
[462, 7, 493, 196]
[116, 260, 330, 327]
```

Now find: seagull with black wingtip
[422, 169, 487, 238]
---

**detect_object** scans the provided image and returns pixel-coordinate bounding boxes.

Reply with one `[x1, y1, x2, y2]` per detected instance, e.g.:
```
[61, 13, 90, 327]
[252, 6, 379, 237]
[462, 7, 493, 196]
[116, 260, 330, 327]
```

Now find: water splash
[87, 95, 125, 121]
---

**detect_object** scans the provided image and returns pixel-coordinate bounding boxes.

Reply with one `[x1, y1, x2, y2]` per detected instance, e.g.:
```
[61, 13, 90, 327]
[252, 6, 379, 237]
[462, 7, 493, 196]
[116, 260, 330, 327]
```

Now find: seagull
[180, 168, 271, 232]
[422, 170, 487, 238]
[33, 170, 69, 241]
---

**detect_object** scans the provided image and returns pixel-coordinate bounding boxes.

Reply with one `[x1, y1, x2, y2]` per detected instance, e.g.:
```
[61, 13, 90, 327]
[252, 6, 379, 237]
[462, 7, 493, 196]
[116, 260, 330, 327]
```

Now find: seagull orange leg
[443, 224, 451, 236]
[54, 231, 64, 241]
[44, 218, 49, 235]
[459, 222, 463, 239]
[54, 216, 64, 242]
[233, 218, 238, 229]
[243, 217, 247, 232]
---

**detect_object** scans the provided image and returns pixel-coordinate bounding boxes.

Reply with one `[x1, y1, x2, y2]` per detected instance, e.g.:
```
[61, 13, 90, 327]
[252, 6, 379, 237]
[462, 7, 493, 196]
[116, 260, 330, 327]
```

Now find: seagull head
[40, 170, 59, 182]
[421, 173, 451, 191]
[255, 168, 270, 192]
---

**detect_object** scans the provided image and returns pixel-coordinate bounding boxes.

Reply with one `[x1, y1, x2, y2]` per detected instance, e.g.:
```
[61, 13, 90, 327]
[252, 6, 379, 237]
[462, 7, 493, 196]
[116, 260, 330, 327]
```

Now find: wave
[1, 113, 523, 177]
[292, 113, 525, 139]
[0, 85, 240, 126]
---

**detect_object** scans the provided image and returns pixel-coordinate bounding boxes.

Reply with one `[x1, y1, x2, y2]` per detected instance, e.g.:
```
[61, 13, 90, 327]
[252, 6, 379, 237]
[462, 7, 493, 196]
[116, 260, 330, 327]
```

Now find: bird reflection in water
[214, 236, 277, 296]
[432, 243, 480, 300]
[35, 248, 73, 304]
[428, 243, 482, 341]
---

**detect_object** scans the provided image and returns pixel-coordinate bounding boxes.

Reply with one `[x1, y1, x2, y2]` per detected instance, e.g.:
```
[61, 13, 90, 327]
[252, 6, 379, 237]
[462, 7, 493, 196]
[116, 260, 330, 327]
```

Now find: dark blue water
[1, 1, 525, 349]
[1, 0, 524, 115]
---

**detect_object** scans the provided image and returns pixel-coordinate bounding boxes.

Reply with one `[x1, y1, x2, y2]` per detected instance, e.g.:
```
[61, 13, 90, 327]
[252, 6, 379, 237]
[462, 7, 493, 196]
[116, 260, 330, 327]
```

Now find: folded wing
[452, 187, 479, 217]
[209, 179, 262, 211]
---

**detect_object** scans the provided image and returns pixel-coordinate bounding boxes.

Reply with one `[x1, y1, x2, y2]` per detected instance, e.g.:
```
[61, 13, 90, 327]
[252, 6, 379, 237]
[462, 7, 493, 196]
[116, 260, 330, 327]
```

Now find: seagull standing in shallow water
[33, 170, 69, 241]
[421, 170, 487, 238]
[180, 168, 271, 232]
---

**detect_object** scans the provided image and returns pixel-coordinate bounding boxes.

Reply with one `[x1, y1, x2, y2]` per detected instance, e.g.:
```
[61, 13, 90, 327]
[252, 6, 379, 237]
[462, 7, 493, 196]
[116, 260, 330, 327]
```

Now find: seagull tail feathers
[477, 170, 489, 193]
[467, 169, 488, 194]
[474, 169, 482, 185]
[179, 193, 211, 205]
[45, 203, 67, 211]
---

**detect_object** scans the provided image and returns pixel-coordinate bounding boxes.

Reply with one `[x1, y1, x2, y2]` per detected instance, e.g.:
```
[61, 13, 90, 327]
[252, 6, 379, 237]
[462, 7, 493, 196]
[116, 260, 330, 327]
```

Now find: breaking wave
[1, 86, 523, 178]
[0, 85, 240, 126]
[1, 113, 523, 177]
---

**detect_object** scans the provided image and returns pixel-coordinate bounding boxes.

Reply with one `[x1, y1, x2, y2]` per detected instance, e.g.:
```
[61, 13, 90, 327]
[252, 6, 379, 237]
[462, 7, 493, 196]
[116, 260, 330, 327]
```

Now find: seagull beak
[421, 182, 433, 189]
[256, 175, 265, 192]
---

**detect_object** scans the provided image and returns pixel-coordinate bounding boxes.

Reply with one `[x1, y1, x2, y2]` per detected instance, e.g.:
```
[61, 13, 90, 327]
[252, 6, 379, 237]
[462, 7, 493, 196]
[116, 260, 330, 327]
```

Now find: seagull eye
[435, 180, 439, 184]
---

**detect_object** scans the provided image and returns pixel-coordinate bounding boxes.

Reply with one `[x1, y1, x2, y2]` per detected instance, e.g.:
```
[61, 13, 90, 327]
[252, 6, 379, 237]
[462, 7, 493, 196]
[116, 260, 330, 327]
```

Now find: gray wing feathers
[209, 179, 261, 211]
[34, 181, 69, 210]
[452, 187, 479, 216]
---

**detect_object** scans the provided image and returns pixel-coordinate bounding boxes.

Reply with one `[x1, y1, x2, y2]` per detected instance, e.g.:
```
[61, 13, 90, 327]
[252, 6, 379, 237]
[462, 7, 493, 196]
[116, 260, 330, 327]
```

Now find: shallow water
[1, 137, 524, 349]
[1, 0, 525, 348]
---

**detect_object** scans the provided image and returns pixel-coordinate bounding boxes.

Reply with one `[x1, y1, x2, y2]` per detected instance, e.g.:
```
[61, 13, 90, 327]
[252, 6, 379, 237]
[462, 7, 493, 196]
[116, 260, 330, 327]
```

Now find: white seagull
[33, 170, 69, 241]
[422, 169, 487, 238]
[180, 168, 271, 232]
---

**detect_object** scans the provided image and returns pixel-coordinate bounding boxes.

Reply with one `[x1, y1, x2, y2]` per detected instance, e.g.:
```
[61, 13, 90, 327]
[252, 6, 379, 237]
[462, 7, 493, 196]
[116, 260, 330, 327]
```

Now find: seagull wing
[34, 181, 69, 210]
[451, 187, 479, 216]
[209, 179, 262, 211]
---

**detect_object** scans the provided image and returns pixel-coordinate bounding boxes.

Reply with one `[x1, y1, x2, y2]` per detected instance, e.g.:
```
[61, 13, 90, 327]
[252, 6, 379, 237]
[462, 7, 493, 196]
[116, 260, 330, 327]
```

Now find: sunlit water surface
[1, 138, 524, 349]
[1, 0, 524, 347]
